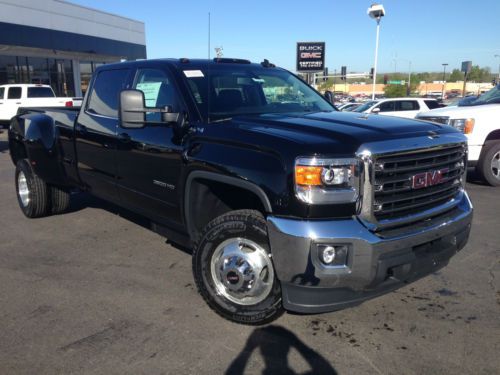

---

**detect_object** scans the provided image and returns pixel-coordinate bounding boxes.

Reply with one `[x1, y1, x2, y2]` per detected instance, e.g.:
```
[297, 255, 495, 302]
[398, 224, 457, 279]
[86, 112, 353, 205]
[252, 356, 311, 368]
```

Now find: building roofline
[58, 0, 144, 26]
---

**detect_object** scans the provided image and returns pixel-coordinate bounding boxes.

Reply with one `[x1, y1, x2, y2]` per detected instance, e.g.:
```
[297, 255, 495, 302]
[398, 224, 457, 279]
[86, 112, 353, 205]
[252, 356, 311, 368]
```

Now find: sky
[70, 0, 500, 74]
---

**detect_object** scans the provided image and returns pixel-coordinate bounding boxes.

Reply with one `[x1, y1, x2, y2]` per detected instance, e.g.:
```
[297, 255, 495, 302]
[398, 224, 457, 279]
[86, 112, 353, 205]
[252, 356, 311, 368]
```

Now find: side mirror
[371, 107, 380, 114]
[120, 89, 184, 129]
[120, 90, 146, 128]
[324, 90, 334, 104]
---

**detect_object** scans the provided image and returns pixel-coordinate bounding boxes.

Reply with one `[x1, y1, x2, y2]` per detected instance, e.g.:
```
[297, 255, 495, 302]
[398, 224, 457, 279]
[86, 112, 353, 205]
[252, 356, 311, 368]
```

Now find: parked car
[417, 84, 500, 186]
[337, 102, 361, 111]
[353, 97, 441, 118]
[0, 84, 82, 125]
[8, 58, 472, 324]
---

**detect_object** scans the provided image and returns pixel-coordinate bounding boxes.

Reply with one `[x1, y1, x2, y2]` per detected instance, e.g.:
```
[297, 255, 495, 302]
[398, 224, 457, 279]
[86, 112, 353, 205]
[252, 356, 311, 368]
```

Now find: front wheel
[15, 159, 49, 218]
[478, 141, 500, 186]
[192, 210, 283, 325]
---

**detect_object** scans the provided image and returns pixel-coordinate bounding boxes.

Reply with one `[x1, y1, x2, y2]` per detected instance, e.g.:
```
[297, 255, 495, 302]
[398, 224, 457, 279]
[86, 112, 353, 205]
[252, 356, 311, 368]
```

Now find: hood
[206, 111, 460, 157]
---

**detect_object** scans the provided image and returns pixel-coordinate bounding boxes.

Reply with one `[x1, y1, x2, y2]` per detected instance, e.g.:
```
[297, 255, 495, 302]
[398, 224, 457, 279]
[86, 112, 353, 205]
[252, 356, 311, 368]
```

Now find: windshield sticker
[136, 82, 161, 107]
[184, 70, 205, 78]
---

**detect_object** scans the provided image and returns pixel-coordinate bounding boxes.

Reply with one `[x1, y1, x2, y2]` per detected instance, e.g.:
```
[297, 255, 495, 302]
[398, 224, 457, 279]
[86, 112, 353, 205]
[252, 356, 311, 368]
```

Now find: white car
[417, 85, 500, 186]
[353, 97, 441, 118]
[0, 84, 82, 124]
[337, 102, 361, 111]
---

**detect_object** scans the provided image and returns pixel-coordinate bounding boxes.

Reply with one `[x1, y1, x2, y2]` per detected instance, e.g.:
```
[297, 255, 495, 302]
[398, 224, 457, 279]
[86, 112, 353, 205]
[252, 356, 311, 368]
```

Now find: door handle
[117, 132, 131, 142]
[16, 102, 21, 104]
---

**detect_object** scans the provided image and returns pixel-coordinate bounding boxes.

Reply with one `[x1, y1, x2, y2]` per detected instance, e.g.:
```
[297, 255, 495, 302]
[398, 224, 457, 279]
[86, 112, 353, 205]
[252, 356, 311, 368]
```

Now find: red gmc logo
[411, 168, 449, 189]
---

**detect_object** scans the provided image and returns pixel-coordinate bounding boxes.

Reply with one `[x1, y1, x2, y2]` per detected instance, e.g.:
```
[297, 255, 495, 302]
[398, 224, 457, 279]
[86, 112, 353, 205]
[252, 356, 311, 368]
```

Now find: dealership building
[0, 0, 146, 97]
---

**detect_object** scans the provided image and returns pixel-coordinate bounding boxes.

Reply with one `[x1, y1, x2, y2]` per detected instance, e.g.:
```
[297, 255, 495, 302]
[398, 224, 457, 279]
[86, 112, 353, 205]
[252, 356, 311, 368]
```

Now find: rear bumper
[267, 191, 473, 314]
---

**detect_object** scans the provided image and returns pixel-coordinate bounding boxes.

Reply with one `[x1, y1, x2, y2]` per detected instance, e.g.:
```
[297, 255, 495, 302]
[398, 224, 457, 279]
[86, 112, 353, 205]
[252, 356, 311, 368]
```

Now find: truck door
[74, 68, 131, 203]
[1, 86, 22, 121]
[115, 67, 184, 226]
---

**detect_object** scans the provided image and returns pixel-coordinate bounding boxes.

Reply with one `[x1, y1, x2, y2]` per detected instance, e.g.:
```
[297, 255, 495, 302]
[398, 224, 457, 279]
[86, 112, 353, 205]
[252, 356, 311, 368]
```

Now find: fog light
[321, 246, 337, 264]
[317, 244, 349, 266]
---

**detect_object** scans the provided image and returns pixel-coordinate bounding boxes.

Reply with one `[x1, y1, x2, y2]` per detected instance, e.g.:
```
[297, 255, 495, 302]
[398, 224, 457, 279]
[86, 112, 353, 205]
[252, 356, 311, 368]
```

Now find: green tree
[448, 69, 463, 82]
[384, 84, 407, 97]
[468, 65, 491, 82]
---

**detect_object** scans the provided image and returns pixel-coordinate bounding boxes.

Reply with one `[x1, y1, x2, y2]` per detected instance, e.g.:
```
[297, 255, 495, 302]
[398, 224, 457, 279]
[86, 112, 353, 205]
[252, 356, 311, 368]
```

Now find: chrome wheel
[491, 151, 500, 180]
[210, 237, 274, 306]
[17, 171, 30, 207]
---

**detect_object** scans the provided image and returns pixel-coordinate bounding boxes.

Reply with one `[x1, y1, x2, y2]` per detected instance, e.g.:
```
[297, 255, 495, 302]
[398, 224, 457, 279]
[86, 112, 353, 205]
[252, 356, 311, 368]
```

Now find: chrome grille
[418, 116, 449, 125]
[373, 144, 465, 222]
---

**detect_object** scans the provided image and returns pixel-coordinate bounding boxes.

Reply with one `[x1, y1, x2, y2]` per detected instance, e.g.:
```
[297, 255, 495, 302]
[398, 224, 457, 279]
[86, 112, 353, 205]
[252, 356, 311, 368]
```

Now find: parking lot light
[442, 63, 448, 99]
[368, 3, 386, 100]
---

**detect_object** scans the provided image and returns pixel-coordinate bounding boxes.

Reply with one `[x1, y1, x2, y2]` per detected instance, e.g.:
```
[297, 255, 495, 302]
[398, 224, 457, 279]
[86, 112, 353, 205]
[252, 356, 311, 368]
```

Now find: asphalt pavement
[0, 131, 498, 375]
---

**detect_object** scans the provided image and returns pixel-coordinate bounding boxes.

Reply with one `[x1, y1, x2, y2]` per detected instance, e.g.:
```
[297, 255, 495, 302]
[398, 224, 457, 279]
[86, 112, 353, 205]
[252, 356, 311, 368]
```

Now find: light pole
[495, 55, 500, 80]
[442, 63, 448, 99]
[368, 4, 386, 100]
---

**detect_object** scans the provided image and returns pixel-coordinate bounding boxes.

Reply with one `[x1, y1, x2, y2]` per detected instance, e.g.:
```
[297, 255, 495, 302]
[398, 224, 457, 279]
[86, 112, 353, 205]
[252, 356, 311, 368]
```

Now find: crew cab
[353, 97, 441, 118]
[8, 58, 473, 324]
[417, 85, 500, 186]
[0, 84, 81, 125]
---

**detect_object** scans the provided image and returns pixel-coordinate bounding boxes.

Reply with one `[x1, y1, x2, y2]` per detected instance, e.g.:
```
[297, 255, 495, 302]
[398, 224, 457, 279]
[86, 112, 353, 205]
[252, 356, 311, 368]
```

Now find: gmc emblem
[411, 168, 449, 189]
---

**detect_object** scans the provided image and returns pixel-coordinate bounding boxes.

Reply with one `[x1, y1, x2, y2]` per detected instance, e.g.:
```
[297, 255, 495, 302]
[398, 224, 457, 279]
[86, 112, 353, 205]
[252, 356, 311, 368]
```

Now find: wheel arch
[484, 129, 500, 143]
[184, 171, 272, 240]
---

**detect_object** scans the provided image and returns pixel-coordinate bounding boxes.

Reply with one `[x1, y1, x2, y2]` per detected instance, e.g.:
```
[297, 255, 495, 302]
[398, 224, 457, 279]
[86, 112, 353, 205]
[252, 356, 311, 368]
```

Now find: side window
[377, 101, 395, 112]
[7, 87, 22, 99]
[397, 100, 420, 111]
[0, 87, 4, 99]
[424, 100, 440, 109]
[87, 69, 130, 118]
[133, 68, 180, 121]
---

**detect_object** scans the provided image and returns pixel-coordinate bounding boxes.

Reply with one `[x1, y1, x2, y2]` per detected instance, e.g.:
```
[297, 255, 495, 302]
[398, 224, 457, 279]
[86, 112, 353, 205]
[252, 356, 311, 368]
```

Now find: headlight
[449, 118, 474, 134]
[295, 157, 360, 204]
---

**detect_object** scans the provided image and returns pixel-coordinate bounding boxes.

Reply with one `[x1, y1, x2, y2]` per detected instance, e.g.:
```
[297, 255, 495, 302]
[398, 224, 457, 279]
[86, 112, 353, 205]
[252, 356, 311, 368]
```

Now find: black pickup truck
[8, 58, 473, 324]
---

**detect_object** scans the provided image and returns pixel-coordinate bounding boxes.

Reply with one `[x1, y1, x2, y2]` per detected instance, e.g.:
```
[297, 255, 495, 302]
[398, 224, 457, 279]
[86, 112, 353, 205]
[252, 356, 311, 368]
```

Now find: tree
[468, 65, 491, 82]
[448, 69, 463, 82]
[384, 84, 407, 98]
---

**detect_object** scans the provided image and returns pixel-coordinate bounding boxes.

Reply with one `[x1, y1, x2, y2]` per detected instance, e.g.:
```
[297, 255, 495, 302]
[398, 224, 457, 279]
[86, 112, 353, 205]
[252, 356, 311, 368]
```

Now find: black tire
[15, 159, 49, 218]
[49, 185, 70, 214]
[477, 141, 500, 187]
[192, 210, 283, 325]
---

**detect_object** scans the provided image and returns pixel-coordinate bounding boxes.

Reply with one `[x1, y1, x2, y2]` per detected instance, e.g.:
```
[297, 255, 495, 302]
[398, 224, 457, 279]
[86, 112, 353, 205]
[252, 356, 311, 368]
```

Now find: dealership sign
[296, 42, 325, 72]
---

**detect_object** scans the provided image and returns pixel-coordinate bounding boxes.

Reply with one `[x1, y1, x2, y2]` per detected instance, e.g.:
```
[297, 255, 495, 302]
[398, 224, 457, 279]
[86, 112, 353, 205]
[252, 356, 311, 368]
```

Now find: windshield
[353, 100, 378, 112]
[183, 65, 335, 122]
[459, 85, 500, 106]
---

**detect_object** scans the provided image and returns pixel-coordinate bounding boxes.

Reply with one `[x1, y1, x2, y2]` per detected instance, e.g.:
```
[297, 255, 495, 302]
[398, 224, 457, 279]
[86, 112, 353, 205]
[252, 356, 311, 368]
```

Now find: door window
[424, 100, 440, 109]
[87, 69, 130, 118]
[0, 87, 4, 99]
[396, 100, 420, 111]
[7, 87, 21, 99]
[376, 101, 395, 112]
[133, 68, 180, 121]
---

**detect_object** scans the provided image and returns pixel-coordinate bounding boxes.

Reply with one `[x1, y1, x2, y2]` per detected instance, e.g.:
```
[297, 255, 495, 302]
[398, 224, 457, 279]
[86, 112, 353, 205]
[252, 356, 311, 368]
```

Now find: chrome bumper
[267, 191, 473, 313]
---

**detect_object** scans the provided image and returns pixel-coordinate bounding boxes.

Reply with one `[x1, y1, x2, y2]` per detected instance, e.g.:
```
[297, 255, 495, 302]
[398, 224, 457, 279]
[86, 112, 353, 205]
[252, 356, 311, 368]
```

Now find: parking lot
[0, 130, 498, 375]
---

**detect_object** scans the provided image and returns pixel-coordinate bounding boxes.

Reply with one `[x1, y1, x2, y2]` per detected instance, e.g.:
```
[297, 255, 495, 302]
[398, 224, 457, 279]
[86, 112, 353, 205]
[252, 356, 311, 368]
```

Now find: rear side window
[0, 87, 4, 99]
[396, 100, 420, 111]
[27, 87, 55, 98]
[424, 100, 440, 109]
[87, 69, 130, 117]
[8, 87, 22, 99]
[377, 101, 395, 112]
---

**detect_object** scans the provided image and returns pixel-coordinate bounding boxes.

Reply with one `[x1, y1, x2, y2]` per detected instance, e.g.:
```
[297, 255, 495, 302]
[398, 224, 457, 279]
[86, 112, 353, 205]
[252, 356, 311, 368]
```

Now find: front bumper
[267, 191, 473, 314]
